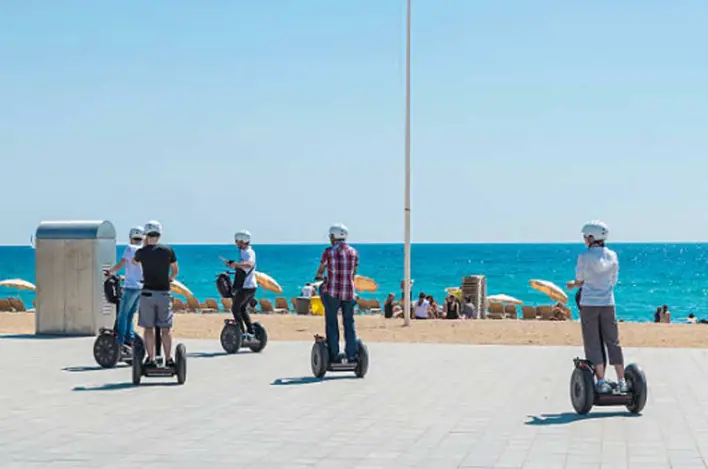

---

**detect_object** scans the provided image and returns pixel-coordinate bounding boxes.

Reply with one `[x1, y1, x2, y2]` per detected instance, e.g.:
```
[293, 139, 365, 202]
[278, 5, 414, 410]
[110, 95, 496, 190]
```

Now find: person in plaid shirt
[315, 223, 360, 363]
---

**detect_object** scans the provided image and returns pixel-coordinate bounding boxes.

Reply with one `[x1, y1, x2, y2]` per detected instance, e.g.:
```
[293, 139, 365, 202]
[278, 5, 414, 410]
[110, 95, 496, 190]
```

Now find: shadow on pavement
[187, 351, 232, 359]
[525, 411, 639, 425]
[63, 365, 126, 373]
[73, 381, 180, 392]
[1, 334, 86, 340]
[271, 376, 357, 386]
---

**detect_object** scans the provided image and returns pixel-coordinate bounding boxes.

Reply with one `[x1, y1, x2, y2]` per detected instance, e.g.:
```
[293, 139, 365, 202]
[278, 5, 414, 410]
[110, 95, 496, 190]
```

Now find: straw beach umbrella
[255, 271, 283, 294]
[354, 275, 378, 293]
[0, 279, 36, 291]
[487, 294, 523, 305]
[170, 279, 193, 298]
[529, 279, 568, 304]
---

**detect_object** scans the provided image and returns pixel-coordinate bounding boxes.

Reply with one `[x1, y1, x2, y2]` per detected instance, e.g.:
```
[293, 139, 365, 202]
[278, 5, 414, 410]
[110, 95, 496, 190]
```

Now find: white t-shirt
[239, 247, 257, 289]
[122, 244, 143, 289]
[414, 299, 430, 319]
[300, 286, 315, 298]
[576, 246, 619, 306]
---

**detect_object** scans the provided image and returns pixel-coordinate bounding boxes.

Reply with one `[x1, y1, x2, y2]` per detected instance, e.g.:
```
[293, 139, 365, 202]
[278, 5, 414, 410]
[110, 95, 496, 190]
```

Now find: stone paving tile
[2, 336, 708, 468]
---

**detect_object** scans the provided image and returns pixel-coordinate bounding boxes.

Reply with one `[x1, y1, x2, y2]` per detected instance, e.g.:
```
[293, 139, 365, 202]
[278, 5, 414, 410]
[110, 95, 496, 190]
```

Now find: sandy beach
[1, 311, 706, 348]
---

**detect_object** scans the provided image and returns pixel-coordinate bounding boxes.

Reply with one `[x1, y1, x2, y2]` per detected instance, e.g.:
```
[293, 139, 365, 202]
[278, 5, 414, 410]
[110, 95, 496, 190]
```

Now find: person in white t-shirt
[414, 292, 430, 319]
[105, 226, 144, 351]
[567, 220, 626, 394]
[223, 230, 258, 341]
[300, 283, 316, 298]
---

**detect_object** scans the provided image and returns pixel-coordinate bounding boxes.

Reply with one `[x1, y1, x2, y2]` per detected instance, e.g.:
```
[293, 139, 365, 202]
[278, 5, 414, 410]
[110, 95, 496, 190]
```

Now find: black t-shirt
[134, 244, 177, 291]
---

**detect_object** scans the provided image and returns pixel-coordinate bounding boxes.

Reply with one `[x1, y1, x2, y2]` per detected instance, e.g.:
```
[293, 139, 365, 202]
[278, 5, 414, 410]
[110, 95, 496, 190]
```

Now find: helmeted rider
[132, 220, 179, 368]
[105, 226, 144, 353]
[315, 224, 360, 363]
[567, 220, 627, 393]
[223, 230, 258, 341]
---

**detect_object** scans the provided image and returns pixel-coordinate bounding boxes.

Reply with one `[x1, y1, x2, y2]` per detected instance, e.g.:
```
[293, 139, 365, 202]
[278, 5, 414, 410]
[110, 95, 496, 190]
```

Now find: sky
[2, 1, 708, 245]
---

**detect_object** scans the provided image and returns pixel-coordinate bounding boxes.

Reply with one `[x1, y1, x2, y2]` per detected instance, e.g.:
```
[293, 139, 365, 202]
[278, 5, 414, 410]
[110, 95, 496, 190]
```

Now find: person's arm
[231, 249, 255, 270]
[315, 250, 327, 280]
[168, 248, 178, 282]
[132, 248, 142, 266]
[106, 258, 126, 275]
[352, 250, 359, 277]
[567, 255, 585, 289]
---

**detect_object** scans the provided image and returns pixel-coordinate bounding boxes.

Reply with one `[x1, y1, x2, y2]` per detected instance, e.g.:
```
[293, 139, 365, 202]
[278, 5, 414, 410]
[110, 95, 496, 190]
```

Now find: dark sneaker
[333, 353, 346, 364]
[165, 358, 175, 368]
[143, 359, 157, 369]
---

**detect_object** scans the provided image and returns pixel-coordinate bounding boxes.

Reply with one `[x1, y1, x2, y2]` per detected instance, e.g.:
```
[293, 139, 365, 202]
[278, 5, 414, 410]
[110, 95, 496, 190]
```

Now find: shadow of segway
[525, 411, 640, 426]
[270, 375, 357, 386]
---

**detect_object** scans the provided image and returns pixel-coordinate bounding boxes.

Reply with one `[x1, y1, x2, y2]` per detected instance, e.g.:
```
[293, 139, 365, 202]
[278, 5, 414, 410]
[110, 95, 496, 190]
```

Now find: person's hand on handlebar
[566, 280, 583, 290]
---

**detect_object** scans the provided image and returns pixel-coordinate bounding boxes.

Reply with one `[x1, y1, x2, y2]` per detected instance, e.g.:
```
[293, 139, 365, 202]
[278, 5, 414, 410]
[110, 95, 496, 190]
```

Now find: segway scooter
[132, 326, 187, 385]
[216, 269, 268, 354]
[93, 275, 144, 368]
[569, 297, 647, 415]
[309, 278, 369, 379]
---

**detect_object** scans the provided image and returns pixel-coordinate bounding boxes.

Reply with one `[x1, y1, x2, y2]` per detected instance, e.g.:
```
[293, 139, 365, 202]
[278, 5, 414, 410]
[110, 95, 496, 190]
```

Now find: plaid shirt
[320, 242, 359, 301]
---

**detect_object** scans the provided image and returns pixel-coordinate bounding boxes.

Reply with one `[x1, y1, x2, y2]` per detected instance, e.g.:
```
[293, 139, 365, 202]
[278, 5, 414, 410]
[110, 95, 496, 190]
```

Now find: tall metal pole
[403, 0, 412, 327]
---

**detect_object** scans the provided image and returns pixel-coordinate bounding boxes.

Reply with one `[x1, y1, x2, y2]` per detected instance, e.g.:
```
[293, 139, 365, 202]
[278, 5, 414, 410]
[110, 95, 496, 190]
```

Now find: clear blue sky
[2, 1, 707, 245]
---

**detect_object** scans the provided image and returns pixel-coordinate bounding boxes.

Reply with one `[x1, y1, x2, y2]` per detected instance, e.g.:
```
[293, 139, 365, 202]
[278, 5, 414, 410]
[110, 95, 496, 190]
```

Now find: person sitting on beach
[444, 294, 461, 319]
[566, 220, 627, 393]
[384, 293, 396, 319]
[426, 295, 439, 318]
[414, 292, 430, 319]
[552, 301, 571, 321]
[687, 313, 697, 324]
[654, 307, 661, 323]
[461, 296, 477, 319]
[300, 283, 316, 299]
[661, 304, 671, 323]
[132, 220, 179, 369]
[104, 226, 144, 354]
[315, 223, 360, 364]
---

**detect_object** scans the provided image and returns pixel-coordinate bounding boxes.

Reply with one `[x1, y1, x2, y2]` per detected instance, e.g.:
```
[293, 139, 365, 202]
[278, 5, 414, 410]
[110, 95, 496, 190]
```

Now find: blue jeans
[116, 288, 141, 345]
[322, 293, 357, 361]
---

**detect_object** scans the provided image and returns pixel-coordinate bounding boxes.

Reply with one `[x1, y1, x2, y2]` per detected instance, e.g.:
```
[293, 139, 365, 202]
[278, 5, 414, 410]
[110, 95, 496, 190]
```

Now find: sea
[1, 243, 707, 322]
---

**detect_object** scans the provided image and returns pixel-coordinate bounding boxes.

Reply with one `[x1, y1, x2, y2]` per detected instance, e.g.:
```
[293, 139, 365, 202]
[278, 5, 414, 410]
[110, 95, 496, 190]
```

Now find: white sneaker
[618, 379, 628, 393]
[595, 380, 612, 393]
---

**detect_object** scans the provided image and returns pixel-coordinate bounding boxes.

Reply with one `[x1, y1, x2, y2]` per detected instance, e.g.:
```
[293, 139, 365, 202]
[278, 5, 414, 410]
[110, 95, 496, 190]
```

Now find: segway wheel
[625, 363, 647, 414]
[311, 341, 329, 378]
[248, 322, 268, 353]
[132, 346, 144, 385]
[354, 340, 369, 378]
[175, 343, 187, 385]
[220, 322, 243, 354]
[570, 366, 595, 415]
[94, 333, 120, 369]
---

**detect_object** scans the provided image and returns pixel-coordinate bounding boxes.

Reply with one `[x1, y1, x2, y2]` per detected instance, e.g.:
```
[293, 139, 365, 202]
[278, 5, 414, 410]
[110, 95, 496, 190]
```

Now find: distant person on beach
[462, 296, 477, 319]
[414, 292, 430, 319]
[300, 283, 316, 298]
[687, 313, 697, 324]
[661, 304, 671, 323]
[654, 307, 661, 323]
[315, 224, 360, 363]
[567, 220, 627, 394]
[426, 295, 439, 318]
[384, 293, 396, 319]
[104, 226, 144, 353]
[444, 295, 460, 319]
[132, 220, 178, 368]
[223, 230, 258, 341]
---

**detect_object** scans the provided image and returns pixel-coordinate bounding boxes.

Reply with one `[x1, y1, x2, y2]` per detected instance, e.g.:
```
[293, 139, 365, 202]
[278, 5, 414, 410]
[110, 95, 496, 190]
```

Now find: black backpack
[104, 275, 122, 305]
[216, 273, 233, 299]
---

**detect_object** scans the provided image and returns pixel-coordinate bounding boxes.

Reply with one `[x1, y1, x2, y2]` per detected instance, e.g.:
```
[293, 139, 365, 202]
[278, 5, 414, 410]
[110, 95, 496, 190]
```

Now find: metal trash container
[35, 220, 117, 336]
[295, 297, 311, 315]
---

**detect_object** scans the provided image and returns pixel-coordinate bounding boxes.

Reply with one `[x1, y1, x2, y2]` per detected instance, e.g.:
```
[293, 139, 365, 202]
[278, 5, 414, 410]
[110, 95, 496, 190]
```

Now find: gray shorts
[138, 290, 173, 329]
[579, 305, 624, 367]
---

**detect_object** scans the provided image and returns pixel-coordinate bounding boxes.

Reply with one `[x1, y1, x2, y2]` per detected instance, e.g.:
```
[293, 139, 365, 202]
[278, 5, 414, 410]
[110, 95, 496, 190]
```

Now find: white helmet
[234, 230, 251, 244]
[581, 220, 609, 241]
[144, 220, 162, 237]
[128, 226, 144, 239]
[329, 223, 348, 241]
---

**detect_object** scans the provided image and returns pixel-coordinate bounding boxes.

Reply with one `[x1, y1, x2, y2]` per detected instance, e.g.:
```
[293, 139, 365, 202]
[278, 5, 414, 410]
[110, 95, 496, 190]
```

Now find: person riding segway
[130, 220, 186, 384]
[310, 224, 369, 378]
[567, 220, 646, 414]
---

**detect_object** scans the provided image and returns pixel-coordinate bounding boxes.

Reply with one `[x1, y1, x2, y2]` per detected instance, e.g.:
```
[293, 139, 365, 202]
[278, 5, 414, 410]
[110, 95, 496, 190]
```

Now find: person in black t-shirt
[132, 220, 179, 368]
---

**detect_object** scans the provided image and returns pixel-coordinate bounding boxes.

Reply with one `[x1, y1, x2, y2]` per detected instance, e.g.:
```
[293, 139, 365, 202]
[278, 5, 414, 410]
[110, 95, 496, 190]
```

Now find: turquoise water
[2, 243, 707, 322]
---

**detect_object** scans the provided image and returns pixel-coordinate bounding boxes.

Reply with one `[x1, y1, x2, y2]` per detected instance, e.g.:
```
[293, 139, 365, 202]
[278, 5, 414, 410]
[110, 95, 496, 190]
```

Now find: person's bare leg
[161, 327, 172, 361]
[144, 327, 155, 360]
[595, 363, 605, 381]
[614, 364, 625, 380]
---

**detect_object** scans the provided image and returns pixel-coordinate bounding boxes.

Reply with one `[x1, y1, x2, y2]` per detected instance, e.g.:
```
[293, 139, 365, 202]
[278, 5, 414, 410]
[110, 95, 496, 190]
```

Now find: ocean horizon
[2, 242, 707, 323]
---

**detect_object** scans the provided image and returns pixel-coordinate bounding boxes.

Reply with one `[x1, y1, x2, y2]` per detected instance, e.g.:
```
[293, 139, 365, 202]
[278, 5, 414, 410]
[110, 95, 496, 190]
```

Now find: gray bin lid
[36, 221, 117, 240]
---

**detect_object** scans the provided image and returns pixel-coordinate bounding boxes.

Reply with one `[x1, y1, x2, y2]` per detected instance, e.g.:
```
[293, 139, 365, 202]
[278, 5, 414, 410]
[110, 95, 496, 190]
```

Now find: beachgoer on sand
[462, 296, 477, 319]
[104, 226, 144, 353]
[654, 306, 661, 323]
[384, 293, 396, 319]
[223, 230, 258, 341]
[414, 292, 430, 319]
[315, 224, 360, 363]
[132, 221, 179, 368]
[444, 294, 460, 319]
[566, 220, 627, 393]
[661, 304, 671, 323]
[300, 283, 316, 298]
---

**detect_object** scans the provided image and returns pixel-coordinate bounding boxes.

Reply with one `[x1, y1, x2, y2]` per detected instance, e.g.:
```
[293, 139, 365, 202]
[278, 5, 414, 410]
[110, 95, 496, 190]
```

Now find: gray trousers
[579, 305, 624, 367]
[138, 290, 173, 328]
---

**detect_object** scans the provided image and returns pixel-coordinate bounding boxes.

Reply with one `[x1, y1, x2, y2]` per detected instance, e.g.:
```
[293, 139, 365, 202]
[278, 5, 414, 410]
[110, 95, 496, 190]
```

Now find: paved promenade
[1, 335, 707, 468]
